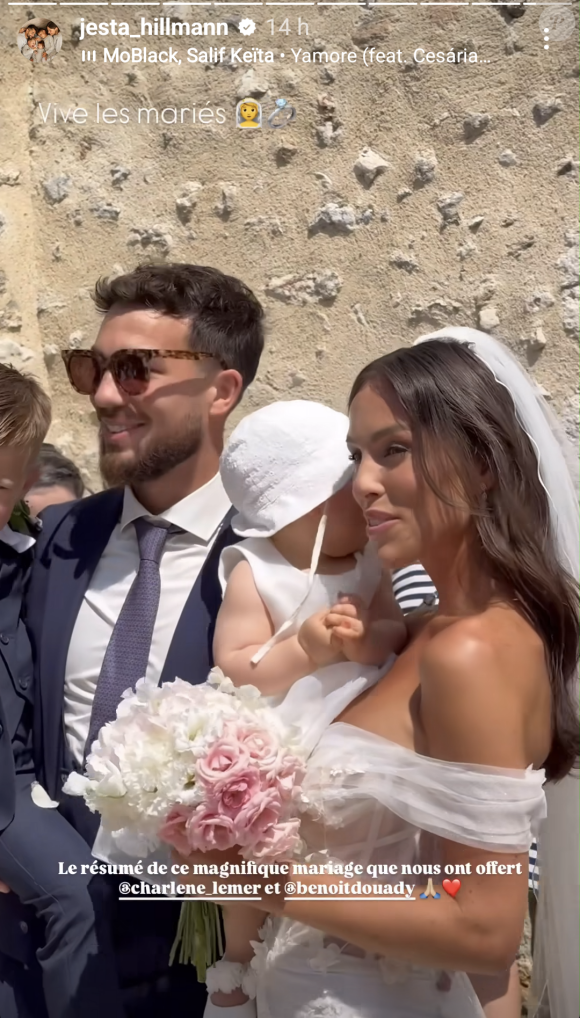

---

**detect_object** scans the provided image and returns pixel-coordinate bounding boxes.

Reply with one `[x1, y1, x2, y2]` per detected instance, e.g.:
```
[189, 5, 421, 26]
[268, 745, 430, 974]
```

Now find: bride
[185, 328, 579, 1018]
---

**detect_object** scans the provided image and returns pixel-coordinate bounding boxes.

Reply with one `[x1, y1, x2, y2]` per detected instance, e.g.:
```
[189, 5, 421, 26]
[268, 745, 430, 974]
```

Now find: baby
[204, 400, 408, 1018]
[215, 399, 406, 700]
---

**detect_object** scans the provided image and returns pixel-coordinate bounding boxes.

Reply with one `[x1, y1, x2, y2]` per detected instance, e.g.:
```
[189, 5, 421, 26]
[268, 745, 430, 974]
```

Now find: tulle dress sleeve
[301, 722, 547, 854]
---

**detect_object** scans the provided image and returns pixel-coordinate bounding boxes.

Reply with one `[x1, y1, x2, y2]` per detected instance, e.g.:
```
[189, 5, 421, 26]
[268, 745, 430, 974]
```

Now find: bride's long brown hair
[350, 339, 579, 781]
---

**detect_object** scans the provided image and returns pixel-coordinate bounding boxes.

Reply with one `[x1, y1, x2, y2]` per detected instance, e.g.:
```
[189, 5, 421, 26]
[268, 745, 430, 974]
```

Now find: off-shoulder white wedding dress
[255, 701, 547, 1018]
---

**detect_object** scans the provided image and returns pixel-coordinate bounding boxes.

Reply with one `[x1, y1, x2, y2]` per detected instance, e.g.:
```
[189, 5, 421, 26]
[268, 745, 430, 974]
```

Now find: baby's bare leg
[222, 904, 264, 962]
[470, 965, 521, 1018]
[210, 905, 265, 1008]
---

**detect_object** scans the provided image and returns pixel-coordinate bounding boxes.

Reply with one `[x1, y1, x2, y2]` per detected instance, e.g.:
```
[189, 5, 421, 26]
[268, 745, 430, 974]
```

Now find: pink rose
[213, 767, 262, 818]
[249, 820, 301, 861]
[234, 725, 279, 774]
[196, 736, 251, 790]
[185, 807, 237, 852]
[235, 787, 283, 846]
[159, 805, 193, 856]
[274, 754, 305, 802]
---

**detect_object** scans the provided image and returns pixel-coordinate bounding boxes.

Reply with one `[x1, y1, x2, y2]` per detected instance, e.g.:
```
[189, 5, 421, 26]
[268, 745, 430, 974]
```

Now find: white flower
[235, 682, 262, 702]
[62, 772, 91, 797]
[206, 961, 246, 994]
[249, 919, 274, 974]
[309, 943, 342, 972]
[112, 826, 159, 857]
[206, 667, 232, 691]
[241, 964, 258, 1000]
[205, 960, 257, 999]
[30, 783, 59, 808]
[66, 669, 305, 858]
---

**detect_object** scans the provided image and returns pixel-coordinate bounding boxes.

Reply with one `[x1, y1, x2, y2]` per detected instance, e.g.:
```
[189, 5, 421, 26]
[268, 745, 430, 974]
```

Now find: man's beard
[99, 417, 203, 488]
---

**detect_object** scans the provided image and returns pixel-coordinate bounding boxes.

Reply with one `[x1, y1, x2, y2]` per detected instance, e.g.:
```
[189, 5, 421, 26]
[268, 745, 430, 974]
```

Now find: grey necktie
[85, 517, 174, 756]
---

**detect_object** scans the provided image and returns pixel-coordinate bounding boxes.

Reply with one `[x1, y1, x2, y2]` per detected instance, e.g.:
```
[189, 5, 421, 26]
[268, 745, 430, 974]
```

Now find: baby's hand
[325, 595, 369, 662]
[298, 610, 345, 667]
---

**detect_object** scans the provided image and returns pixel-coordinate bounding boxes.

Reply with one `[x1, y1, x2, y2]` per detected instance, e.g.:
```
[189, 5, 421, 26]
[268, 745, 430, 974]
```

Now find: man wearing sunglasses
[20, 263, 265, 1017]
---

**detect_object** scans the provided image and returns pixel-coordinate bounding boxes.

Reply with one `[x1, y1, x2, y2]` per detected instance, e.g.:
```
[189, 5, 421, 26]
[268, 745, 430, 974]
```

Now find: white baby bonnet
[220, 400, 354, 663]
[220, 400, 354, 538]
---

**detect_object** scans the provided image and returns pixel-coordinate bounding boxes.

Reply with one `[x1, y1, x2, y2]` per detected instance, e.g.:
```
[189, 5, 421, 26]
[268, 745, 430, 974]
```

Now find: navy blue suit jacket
[0, 540, 44, 966]
[0, 489, 242, 1009]
[0, 542, 35, 833]
[25, 487, 240, 803]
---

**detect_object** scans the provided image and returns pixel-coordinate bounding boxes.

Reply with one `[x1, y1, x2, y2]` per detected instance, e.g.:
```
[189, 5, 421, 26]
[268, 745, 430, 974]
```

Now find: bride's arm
[247, 625, 538, 974]
[255, 843, 528, 975]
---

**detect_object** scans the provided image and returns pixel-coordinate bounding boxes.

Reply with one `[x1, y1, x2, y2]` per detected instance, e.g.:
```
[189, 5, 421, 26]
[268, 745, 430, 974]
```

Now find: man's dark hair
[33, 443, 84, 499]
[93, 263, 265, 393]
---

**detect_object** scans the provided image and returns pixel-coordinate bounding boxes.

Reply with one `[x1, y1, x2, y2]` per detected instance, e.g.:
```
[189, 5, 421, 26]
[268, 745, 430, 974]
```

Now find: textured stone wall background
[0, 3, 578, 489]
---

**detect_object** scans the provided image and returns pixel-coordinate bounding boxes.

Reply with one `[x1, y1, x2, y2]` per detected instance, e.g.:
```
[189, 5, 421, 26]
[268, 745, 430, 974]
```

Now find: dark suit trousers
[0, 775, 124, 1018]
[57, 794, 208, 1018]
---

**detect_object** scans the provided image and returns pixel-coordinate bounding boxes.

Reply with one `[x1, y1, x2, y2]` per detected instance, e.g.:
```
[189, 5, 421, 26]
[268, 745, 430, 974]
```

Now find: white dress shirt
[64, 473, 231, 767]
[0, 524, 35, 555]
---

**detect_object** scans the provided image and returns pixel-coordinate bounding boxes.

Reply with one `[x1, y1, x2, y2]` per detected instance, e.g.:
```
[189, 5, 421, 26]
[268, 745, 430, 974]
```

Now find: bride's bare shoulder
[418, 608, 549, 768]
[422, 608, 545, 682]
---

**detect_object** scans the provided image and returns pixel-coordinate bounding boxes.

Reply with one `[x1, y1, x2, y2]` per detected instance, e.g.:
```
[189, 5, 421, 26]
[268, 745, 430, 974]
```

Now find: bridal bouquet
[63, 669, 306, 978]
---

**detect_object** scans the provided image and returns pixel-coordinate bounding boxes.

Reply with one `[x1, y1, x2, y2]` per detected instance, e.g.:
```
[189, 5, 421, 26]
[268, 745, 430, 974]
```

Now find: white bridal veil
[415, 327, 579, 1018]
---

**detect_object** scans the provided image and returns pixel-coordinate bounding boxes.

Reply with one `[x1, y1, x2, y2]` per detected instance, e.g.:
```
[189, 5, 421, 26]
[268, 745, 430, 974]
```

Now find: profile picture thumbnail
[17, 19, 62, 66]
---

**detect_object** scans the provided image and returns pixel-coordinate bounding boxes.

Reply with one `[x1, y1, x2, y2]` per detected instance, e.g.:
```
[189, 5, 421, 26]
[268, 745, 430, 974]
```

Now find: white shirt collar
[120, 473, 231, 543]
[0, 524, 36, 553]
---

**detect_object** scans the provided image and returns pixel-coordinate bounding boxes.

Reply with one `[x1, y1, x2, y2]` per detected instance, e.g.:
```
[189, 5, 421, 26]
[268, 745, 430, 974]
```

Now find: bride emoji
[236, 98, 262, 129]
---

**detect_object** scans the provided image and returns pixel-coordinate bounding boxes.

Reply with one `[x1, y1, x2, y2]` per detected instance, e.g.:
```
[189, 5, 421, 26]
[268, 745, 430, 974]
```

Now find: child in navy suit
[0, 364, 124, 1018]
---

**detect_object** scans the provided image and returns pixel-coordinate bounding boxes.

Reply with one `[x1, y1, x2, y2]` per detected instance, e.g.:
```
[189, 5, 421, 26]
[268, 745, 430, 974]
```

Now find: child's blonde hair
[0, 364, 51, 457]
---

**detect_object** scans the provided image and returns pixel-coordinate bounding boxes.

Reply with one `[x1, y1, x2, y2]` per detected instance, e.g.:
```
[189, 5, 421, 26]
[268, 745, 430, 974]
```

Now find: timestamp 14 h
[267, 18, 310, 38]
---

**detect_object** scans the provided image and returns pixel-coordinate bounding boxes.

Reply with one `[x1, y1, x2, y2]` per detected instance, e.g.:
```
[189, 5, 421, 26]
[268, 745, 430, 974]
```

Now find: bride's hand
[171, 849, 284, 912]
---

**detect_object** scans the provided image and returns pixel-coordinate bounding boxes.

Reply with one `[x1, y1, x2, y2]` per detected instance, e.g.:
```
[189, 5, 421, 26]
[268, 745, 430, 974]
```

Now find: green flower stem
[169, 902, 224, 983]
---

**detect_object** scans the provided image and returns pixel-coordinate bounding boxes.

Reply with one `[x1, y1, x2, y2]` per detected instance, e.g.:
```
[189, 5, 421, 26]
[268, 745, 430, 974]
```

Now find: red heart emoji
[442, 878, 461, 898]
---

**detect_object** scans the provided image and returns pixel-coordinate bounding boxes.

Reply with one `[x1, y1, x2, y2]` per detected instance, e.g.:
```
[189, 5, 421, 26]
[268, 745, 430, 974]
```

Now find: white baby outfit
[218, 538, 386, 744]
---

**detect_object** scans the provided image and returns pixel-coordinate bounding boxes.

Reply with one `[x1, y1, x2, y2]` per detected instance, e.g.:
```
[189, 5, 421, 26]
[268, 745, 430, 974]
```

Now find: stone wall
[0, 3, 578, 488]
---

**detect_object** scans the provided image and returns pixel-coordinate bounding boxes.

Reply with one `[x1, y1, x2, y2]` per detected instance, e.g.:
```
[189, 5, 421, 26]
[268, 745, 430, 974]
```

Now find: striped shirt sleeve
[392, 564, 438, 614]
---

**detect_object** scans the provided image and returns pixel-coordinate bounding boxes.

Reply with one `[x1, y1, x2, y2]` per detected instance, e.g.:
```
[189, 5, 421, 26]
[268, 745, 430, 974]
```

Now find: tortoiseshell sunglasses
[61, 348, 227, 397]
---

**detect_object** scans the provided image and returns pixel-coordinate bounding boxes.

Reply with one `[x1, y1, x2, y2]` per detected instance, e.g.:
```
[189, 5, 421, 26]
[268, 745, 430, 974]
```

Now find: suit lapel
[39, 489, 123, 793]
[0, 546, 27, 632]
[160, 509, 239, 686]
